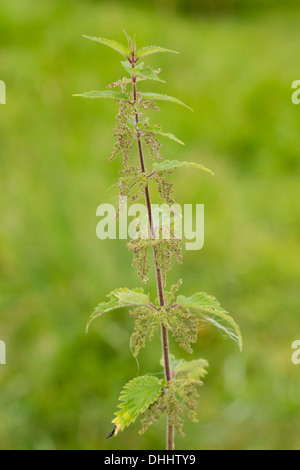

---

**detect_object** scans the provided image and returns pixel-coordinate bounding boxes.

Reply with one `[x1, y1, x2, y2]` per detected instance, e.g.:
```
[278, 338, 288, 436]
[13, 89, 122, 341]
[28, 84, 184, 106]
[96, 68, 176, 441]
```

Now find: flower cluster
[127, 230, 182, 286]
[110, 98, 135, 166]
[140, 376, 202, 436]
[130, 302, 198, 358]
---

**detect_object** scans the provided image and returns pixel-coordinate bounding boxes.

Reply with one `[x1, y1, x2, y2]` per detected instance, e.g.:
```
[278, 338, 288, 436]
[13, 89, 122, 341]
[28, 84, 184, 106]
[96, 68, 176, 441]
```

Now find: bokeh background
[1, 0, 300, 450]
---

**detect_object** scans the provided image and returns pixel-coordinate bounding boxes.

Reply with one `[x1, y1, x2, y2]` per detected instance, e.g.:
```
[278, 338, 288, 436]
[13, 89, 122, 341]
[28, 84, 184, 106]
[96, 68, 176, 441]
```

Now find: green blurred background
[1, 0, 300, 450]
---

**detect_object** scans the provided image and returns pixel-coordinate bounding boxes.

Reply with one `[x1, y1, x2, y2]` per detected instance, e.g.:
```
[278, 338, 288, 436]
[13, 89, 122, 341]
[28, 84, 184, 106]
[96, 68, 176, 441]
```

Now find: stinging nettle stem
[131, 68, 173, 450]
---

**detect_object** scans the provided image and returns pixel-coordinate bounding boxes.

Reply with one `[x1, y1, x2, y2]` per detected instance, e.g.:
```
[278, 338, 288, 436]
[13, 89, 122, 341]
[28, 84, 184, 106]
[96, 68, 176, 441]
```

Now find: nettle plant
[75, 31, 242, 450]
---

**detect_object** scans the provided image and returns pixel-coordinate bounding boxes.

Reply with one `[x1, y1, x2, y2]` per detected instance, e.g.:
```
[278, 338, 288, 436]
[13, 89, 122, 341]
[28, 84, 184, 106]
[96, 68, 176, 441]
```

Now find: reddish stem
[131, 67, 173, 450]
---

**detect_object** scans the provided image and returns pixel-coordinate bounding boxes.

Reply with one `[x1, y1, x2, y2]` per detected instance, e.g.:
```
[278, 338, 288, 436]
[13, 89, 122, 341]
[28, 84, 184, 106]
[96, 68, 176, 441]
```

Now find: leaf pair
[121, 60, 165, 83]
[74, 34, 192, 110]
[87, 288, 242, 352]
[73, 90, 192, 111]
[82, 34, 178, 62]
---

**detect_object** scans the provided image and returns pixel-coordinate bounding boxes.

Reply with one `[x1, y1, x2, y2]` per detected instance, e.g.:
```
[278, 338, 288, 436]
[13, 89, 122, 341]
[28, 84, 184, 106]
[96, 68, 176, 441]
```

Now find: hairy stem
[131, 70, 173, 450]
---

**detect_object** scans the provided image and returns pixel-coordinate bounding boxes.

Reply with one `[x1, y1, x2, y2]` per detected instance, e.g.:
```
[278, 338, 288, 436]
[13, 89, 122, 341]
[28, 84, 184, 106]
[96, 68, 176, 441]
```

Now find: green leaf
[158, 132, 185, 145]
[121, 61, 165, 83]
[141, 92, 193, 111]
[175, 358, 209, 380]
[177, 293, 243, 351]
[122, 30, 135, 51]
[153, 160, 214, 175]
[86, 288, 150, 332]
[160, 354, 180, 373]
[113, 288, 150, 305]
[82, 35, 130, 59]
[73, 90, 129, 100]
[112, 376, 165, 434]
[136, 45, 179, 59]
[138, 123, 184, 145]
[160, 355, 208, 380]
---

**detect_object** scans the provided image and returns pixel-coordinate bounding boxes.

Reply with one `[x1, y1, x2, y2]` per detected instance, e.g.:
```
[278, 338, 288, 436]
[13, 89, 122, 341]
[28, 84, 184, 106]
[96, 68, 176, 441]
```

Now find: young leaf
[73, 90, 129, 100]
[153, 160, 214, 175]
[121, 61, 166, 83]
[122, 63, 164, 82]
[112, 376, 166, 435]
[123, 30, 134, 48]
[82, 35, 130, 59]
[160, 355, 208, 380]
[160, 354, 181, 373]
[136, 45, 179, 60]
[86, 288, 150, 332]
[175, 358, 209, 380]
[177, 293, 243, 351]
[141, 92, 193, 111]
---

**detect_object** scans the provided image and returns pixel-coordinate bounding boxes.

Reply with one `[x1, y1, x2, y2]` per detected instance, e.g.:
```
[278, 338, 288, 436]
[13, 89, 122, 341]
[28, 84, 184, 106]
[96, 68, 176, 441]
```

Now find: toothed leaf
[177, 293, 243, 351]
[122, 30, 136, 55]
[87, 288, 150, 332]
[160, 355, 208, 380]
[136, 45, 178, 59]
[157, 131, 184, 145]
[175, 358, 209, 380]
[141, 92, 193, 111]
[138, 123, 184, 145]
[153, 160, 214, 175]
[73, 90, 129, 100]
[112, 376, 165, 435]
[121, 61, 165, 83]
[113, 288, 149, 305]
[82, 35, 130, 58]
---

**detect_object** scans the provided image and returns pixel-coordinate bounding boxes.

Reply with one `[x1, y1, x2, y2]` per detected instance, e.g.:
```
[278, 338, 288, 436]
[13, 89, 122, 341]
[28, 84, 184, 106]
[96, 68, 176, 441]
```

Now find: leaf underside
[177, 293, 243, 351]
[112, 375, 165, 434]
